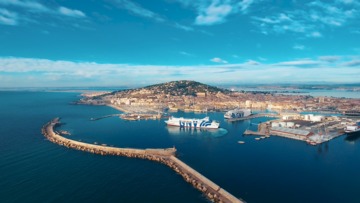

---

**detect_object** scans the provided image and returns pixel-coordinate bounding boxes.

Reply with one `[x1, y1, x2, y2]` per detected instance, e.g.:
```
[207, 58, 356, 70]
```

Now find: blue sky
[0, 0, 359, 87]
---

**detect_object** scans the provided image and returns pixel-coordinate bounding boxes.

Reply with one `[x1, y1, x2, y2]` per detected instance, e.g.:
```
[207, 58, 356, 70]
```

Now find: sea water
[1, 91, 360, 203]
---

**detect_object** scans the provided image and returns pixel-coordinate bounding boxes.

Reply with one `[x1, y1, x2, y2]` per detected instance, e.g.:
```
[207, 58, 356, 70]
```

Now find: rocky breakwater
[42, 118, 244, 203]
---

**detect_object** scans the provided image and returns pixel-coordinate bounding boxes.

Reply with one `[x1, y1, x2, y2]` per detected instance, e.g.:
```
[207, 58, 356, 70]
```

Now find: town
[79, 80, 360, 115]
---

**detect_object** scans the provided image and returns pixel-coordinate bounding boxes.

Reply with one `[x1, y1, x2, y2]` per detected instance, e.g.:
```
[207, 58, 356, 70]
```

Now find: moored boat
[165, 116, 220, 129]
[224, 108, 252, 119]
[344, 122, 360, 134]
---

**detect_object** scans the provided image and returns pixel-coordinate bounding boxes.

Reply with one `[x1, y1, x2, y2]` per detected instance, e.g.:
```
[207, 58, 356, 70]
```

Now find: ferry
[344, 122, 360, 134]
[165, 116, 220, 129]
[224, 108, 252, 119]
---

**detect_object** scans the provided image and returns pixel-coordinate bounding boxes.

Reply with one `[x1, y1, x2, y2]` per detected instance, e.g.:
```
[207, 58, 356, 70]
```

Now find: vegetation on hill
[111, 80, 229, 96]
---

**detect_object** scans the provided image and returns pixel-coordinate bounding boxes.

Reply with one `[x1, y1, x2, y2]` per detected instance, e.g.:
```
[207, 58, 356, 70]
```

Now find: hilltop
[111, 80, 230, 96]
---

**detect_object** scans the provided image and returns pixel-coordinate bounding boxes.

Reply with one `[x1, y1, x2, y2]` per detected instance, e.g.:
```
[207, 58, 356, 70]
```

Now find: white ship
[344, 122, 360, 134]
[165, 116, 220, 129]
[224, 108, 252, 119]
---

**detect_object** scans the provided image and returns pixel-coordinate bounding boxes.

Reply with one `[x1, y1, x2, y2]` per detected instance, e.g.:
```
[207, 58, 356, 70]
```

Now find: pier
[243, 122, 345, 145]
[90, 114, 123, 121]
[227, 113, 279, 122]
[42, 118, 244, 203]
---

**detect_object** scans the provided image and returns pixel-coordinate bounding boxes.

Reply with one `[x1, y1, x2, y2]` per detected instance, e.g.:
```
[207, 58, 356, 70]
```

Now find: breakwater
[42, 118, 244, 203]
[90, 114, 123, 121]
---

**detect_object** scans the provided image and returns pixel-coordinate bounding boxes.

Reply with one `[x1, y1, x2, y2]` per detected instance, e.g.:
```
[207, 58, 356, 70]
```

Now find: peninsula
[77, 80, 360, 115]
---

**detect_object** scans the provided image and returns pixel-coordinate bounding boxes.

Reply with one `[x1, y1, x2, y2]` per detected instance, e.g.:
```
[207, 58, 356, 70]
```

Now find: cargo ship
[224, 108, 252, 119]
[344, 122, 360, 134]
[165, 116, 220, 129]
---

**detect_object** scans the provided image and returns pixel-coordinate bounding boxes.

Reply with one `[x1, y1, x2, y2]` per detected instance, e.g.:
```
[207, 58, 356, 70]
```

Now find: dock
[90, 114, 123, 121]
[227, 113, 279, 122]
[243, 122, 345, 145]
[42, 118, 244, 203]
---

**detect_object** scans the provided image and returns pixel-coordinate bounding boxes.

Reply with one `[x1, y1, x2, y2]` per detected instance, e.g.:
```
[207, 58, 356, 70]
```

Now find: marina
[2, 91, 360, 203]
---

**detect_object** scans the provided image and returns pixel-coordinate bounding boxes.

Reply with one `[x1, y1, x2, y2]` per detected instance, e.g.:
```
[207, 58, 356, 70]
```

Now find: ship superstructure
[224, 108, 252, 119]
[344, 122, 360, 134]
[165, 116, 220, 129]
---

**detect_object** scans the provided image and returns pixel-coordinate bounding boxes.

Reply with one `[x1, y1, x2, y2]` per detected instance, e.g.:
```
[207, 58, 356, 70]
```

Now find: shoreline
[107, 104, 129, 113]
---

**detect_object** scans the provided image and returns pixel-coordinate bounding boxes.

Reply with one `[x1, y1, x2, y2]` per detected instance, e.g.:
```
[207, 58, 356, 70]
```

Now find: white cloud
[238, 0, 254, 12]
[343, 59, 360, 67]
[307, 31, 322, 38]
[258, 57, 267, 61]
[245, 59, 260, 65]
[196, 2, 233, 25]
[337, 0, 354, 4]
[319, 56, 341, 62]
[293, 44, 305, 50]
[179, 51, 195, 57]
[0, 0, 87, 26]
[0, 8, 18, 25]
[111, 0, 164, 22]
[276, 59, 321, 67]
[176, 0, 257, 26]
[0, 0, 49, 12]
[0, 56, 359, 86]
[252, 1, 360, 37]
[174, 23, 194, 31]
[58, 7, 86, 18]
[210, 57, 228, 63]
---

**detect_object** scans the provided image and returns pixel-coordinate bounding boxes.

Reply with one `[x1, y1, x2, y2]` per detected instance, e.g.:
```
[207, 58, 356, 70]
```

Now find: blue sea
[1, 91, 360, 203]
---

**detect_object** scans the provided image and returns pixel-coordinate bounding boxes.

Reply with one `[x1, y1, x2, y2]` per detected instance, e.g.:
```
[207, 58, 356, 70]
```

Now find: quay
[42, 118, 244, 203]
[243, 121, 345, 145]
[90, 114, 123, 121]
[227, 113, 279, 122]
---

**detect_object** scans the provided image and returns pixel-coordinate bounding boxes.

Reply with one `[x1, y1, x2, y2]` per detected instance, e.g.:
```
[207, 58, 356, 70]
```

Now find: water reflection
[316, 142, 329, 155]
[166, 126, 228, 138]
[345, 132, 360, 142]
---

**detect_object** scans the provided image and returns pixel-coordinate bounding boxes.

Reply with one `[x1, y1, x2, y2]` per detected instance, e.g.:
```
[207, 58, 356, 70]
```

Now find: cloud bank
[0, 56, 359, 87]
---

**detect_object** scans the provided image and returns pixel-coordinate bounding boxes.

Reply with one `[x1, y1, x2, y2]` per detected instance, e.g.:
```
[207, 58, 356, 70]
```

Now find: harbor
[226, 112, 280, 122]
[42, 118, 244, 203]
[242, 113, 355, 145]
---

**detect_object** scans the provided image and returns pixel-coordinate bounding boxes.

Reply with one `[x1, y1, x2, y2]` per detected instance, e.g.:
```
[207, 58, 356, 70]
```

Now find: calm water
[235, 87, 360, 99]
[1, 91, 360, 203]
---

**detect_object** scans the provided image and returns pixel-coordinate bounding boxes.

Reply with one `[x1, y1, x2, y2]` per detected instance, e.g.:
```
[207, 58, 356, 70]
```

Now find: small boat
[344, 122, 360, 134]
[255, 137, 261, 140]
[238, 141, 245, 144]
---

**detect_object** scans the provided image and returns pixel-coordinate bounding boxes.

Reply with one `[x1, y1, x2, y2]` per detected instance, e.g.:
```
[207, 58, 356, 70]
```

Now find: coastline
[107, 104, 129, 113]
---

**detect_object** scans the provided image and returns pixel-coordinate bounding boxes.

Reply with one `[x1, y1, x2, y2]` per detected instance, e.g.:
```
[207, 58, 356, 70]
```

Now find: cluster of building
[82, 91, 360, 115]
[78, 81, 360, 115]
[254, 112, 357, 145]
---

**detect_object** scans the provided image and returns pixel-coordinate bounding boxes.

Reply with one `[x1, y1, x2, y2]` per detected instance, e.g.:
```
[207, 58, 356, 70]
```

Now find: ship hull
[345, 129, 360, 134]
[224, 108, 252, 119]
[165, 117, 220, 129]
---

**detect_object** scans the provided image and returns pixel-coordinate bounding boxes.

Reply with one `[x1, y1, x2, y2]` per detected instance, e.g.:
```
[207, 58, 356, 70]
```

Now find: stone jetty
[42, 118, 244, 203]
